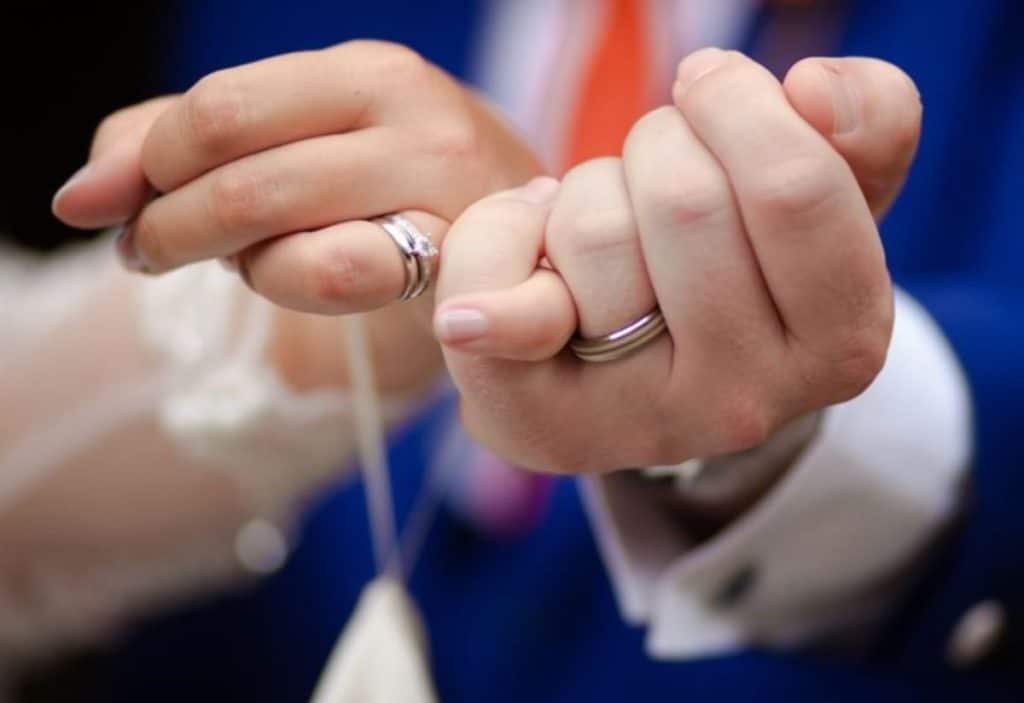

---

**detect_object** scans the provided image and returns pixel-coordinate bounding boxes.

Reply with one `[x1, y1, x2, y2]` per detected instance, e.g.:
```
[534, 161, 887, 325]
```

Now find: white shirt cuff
[580, 288, 972, 659]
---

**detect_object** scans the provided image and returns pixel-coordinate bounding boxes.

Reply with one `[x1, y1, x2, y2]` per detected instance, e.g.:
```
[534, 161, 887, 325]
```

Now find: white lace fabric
[0, 235, 408, 680]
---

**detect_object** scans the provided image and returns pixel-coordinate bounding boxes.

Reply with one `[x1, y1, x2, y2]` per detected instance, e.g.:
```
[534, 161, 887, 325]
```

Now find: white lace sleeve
[0, 234, 410, 680]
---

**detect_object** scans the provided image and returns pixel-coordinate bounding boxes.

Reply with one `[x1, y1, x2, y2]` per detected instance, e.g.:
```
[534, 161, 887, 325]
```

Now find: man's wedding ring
[569, 308, 667, 363]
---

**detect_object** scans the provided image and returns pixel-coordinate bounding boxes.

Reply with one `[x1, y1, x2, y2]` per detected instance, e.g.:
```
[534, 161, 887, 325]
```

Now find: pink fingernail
[114, 224, 148, 273]
[435, 308, 489, 344]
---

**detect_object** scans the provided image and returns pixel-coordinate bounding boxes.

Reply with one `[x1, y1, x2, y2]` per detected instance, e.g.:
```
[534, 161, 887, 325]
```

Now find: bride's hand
[53, 40, 541, 316]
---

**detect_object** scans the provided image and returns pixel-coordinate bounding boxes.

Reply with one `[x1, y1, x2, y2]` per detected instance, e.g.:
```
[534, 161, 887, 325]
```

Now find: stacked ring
[373, 214, 438, 301]
[569, 309, 667, 363]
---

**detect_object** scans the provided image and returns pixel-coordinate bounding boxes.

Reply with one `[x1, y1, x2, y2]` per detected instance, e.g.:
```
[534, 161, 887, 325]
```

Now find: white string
[339, 316, 457, 581]
[340, 315, 402, 580]
[310, 316, 451, 703]
[397, 431, 459, 578]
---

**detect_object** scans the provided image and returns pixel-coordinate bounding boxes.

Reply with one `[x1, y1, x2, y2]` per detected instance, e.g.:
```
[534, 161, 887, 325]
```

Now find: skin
[433, 50, 921, 473]
[54, 46, 922, 479]
[52, 40, 541, 391]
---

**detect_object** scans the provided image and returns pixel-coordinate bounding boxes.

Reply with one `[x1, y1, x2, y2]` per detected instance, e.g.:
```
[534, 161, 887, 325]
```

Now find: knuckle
[624, 109, 735, 230]
[184, 72, 247, 155]
[623, 107, 684, 163]
[304, 244, 375, 307]
[559, 155, 619, 192]
[92, 107, 136, 151]
[680, 58, 754, 115]
[646, 171, 732, 230]
[465, 197, 544, 237]
[366, 41, 430, 85]
[552, 206, 637, 260]
[796, 294, 894, 405]
[208, 169, 279, 232]
[826, 325, 891, 401]
[714, 389, 776, 452]
[746, 155, 844, 220]
[427, 117, 482, 170]
[627, 105, 682, 141]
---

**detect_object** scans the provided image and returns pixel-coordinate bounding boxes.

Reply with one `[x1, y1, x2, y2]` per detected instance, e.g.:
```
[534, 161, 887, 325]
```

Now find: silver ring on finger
[372, 213, 438, 301]
[569, 308, 667, 363]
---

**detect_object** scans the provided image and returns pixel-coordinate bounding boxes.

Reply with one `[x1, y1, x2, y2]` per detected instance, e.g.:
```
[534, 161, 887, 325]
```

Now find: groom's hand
[434, 51, 921, 472]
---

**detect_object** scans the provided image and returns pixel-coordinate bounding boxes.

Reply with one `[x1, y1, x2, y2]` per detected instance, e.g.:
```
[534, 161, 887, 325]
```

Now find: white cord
[311, 315, 453, 703]
[340, 314, 402, 580]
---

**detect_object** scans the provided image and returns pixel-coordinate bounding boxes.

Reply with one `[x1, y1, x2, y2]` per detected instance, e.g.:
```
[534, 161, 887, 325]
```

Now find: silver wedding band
[373, 214, 438, 301]
[569, 308, 667, 363]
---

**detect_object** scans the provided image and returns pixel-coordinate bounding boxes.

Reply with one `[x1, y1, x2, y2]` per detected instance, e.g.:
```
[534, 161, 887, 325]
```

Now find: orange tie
[562, 0, 654, 172]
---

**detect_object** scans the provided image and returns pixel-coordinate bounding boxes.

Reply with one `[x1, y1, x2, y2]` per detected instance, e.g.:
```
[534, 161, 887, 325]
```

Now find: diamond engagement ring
[372, 214, 438, 301]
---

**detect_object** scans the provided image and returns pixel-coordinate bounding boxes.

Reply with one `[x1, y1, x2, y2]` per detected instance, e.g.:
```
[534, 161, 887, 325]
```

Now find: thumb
[434, 176, 577, 362]
[52, 95, 178, 229]
[784, 57, 922, 219]
[435, 267, 577, 362]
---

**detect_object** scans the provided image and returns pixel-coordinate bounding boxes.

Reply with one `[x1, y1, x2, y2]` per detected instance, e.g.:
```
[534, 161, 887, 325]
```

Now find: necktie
[562, 0, 654, 171]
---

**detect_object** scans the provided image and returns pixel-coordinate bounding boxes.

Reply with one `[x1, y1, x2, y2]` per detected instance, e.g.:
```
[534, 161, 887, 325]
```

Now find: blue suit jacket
[93, 1, 1024, 700]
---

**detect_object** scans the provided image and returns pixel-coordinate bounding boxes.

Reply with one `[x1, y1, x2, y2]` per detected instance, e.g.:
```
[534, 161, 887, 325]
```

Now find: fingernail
[114, 223, 148, 273]
[675, 47, 729, 96]
[52, 164, 94, 209]
[515, 176, 559, 205]
[823, 63, 860, 135]
[435, 308, 489, 345]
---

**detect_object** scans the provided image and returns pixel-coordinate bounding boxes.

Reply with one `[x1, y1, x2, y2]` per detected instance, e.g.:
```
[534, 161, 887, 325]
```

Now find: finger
[240, 210, 447, 315]
[784, 57, 922, 219]
[435, 176, 559, 304]
[544, 157, 656, 339]
[436, 176, 576, 358]
[435, 176, 586, 468]
[52, 96, 177, 229]
[434, 269, 575, 361]
[673, 49, 890, 361]
[89, 96, 180, 159]
[622, 107, 784, 379]
[438, 177, 675, 473]
[127, 128, 433, 273]
[141, 41, 430, 192]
